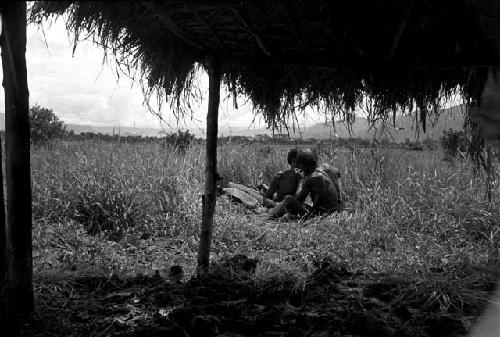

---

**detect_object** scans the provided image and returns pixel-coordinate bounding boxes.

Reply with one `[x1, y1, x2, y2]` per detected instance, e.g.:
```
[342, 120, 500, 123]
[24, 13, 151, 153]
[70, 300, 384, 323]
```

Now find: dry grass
[31, 140, 500, 314]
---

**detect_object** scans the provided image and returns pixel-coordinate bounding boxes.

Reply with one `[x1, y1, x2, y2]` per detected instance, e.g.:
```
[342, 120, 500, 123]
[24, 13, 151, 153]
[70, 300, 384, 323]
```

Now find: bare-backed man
[270, 149, 343, 218]
[263, 148, 302, 207]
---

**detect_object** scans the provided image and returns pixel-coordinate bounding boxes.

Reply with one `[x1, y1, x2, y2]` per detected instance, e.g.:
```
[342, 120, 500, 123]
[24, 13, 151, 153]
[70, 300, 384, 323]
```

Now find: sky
[0, 18, 326, 132]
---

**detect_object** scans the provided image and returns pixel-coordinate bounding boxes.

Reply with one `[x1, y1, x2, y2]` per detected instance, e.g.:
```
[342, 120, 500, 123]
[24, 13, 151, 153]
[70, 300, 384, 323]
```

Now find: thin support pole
[197, 55, 221, 274]
[0, 134, 6, 284]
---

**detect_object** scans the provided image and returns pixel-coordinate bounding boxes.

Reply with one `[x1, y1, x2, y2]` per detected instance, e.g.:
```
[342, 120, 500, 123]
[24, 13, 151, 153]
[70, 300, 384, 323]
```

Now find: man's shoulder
[273, 170, 287, 179]
[304, 173, 325, 185]
[309, 172, 324, 179]
[272, 170, 292, 182]
[278, 169, 302, 178]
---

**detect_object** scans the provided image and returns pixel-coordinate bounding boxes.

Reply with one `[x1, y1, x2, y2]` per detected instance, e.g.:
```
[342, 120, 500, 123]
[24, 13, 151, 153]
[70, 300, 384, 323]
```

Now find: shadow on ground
[14, 255, 496, 337]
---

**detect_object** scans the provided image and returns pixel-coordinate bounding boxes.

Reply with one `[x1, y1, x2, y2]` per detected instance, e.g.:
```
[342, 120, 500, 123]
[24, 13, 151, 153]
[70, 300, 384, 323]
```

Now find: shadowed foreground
[17, 255, 496, 337]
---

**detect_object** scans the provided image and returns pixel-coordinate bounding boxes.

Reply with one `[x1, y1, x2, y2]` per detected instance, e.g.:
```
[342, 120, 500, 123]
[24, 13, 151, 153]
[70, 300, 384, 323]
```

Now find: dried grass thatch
[29, 1, 500, 130]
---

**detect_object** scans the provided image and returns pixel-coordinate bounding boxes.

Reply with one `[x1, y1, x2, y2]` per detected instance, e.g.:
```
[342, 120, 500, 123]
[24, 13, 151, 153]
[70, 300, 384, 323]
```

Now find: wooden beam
[142, 1, 203, 50]
[171, 0, 269, 12]
[197, 55, 221, 274]
[0, 0, 33, 320]
[158, 13, 204, 49]
[280, 4, 309, 56]
[232, 8, 271, 57]
[387, 19, 407, 59]
[184, 2, 224, 49]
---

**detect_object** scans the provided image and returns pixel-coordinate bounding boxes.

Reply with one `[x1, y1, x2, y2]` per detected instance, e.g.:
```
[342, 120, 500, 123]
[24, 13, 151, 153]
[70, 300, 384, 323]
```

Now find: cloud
[0, 19, 320, 130]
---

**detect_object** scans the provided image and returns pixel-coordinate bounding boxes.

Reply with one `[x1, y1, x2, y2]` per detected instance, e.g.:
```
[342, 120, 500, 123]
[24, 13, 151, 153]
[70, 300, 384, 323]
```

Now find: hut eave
[29, 0, 500, 126]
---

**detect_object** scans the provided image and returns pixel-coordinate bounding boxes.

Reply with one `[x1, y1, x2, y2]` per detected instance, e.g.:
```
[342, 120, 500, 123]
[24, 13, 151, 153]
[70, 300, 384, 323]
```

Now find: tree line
[28, 104, 453, 153]
[27, 104, 198, 151]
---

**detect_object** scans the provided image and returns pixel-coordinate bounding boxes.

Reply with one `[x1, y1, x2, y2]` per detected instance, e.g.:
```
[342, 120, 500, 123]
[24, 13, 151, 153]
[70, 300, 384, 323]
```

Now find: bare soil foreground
[15, 255, 495, 337]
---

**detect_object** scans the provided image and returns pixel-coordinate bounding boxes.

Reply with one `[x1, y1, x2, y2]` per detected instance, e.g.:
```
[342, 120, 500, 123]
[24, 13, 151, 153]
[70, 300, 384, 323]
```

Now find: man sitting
[269, 149, 343, 218]
[262, 148, 302, 207]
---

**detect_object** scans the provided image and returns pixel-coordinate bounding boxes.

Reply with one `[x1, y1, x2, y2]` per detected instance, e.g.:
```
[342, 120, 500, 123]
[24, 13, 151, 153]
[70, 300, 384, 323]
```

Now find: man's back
[265, 169, 301, 202]
[299, 167, 342, 213]
[316, 163, 341, 197]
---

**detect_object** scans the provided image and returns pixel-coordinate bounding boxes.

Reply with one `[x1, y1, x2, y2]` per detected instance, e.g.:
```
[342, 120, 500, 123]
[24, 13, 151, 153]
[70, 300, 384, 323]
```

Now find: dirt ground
[11, 255, 495, 337]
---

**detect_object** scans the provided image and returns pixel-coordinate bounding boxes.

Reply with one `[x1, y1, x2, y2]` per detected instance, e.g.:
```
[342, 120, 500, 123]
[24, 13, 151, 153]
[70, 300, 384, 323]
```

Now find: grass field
[31, 140, 500, 319]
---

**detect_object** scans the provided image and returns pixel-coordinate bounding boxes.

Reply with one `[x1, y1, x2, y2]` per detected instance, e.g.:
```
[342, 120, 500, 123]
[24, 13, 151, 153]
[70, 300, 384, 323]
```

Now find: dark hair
[287, 148, 299, 165]
[296, 149, 317, 174]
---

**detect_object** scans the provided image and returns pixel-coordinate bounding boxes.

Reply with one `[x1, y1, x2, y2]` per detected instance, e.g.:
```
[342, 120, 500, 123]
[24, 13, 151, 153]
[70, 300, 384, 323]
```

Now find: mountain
[296, 105, 465, 141]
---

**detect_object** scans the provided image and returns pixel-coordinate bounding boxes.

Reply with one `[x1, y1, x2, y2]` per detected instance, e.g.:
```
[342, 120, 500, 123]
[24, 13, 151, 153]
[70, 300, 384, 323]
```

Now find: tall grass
[31, 140, 500, 288]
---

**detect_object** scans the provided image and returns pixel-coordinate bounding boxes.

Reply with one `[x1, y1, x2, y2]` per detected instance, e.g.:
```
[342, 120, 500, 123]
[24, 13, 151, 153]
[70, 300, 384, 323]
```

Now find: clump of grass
[32, 141, 187, 238]
[71, 181, 147, 236]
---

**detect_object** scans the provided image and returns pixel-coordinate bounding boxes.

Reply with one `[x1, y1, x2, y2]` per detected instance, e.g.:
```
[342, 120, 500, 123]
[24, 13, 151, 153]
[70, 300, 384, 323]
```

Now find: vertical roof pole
[0, 0, 33, 321]
[0, 115, 5, 285]
[197, 55, 221, 275]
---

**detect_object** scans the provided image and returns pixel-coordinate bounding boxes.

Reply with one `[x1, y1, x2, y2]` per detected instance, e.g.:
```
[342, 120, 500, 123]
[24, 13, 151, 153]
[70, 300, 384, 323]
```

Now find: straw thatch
[30, 1, 500, 130]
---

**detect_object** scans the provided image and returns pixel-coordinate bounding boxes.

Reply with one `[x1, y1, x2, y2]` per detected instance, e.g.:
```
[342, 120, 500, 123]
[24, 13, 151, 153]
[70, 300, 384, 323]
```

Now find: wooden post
[0, 1, 34, 319]
[0, 135, 6, 284]
[197, 55, 220, 274]
[472, 67, 500, 141]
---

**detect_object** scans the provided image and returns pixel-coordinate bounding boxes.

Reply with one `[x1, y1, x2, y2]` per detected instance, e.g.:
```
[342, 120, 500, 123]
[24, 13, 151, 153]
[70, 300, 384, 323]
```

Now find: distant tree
[29, 104, 67, 145]
[164, 130, 194, 153]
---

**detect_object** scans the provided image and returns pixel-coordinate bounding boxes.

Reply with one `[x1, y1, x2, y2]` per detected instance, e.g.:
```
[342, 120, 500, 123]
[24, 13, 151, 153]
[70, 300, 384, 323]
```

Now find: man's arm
[265, 173, 281, 199]
[295, 177, 313, 202]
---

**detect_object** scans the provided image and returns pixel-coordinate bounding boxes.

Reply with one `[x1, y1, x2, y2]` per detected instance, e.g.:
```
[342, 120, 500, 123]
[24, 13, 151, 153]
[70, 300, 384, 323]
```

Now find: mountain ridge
[299, 105, 465, 142]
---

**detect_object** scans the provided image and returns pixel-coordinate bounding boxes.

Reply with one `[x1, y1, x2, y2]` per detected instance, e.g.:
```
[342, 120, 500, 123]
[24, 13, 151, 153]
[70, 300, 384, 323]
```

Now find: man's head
[287, 148, 299, 168]
[295, 149, 317, 175]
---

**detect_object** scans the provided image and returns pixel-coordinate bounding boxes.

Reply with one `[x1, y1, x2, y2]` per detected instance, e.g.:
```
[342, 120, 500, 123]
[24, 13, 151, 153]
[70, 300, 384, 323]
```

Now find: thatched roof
[29, 1, 500, 131]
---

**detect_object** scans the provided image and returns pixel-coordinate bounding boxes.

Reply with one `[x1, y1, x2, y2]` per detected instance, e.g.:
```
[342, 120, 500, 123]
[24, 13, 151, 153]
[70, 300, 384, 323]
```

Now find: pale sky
[0, 18, 325, 131]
